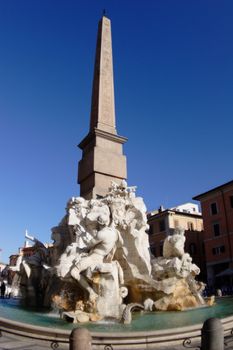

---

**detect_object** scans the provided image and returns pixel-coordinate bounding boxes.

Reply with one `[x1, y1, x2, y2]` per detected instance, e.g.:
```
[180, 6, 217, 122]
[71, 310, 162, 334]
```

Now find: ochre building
[193, 180, 233, 288]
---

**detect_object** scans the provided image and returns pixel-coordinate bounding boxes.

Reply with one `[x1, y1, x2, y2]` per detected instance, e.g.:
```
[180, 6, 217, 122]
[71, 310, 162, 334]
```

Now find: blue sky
[0, 0, 233, 263]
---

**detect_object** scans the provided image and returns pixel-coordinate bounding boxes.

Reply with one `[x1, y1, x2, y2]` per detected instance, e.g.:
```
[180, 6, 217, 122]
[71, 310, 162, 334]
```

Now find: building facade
[147, 203, 206, 281]
[193, 180, 233, 288]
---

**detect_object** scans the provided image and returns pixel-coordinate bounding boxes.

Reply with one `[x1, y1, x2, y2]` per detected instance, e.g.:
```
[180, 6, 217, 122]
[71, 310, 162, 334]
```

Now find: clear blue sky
[0, 0, 233, 263]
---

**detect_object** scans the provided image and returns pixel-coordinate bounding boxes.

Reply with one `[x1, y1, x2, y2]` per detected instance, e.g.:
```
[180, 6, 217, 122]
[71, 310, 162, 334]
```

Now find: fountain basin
[1, 298, 233, 349]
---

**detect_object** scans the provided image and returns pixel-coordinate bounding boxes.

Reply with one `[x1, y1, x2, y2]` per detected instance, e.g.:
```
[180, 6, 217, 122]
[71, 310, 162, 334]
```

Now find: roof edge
[193, 179, 233, 200]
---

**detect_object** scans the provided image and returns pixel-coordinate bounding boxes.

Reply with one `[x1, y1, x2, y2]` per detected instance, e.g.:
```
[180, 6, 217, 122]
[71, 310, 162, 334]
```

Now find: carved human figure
[70, 212, 119, 300]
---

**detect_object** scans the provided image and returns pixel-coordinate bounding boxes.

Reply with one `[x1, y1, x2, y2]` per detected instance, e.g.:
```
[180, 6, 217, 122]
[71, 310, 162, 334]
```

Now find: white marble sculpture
[50, 181, 152, 320]
[152, 228, 200, 279]
[151, 227, 206, 310]
[13, 181, 209, 322]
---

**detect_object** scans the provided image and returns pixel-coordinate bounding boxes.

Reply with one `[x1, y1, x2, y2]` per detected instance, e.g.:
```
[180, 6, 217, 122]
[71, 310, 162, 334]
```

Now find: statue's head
[97, 213, 110, 227]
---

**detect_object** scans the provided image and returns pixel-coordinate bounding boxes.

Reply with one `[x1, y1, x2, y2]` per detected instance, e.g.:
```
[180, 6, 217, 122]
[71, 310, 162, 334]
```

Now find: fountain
[3, 180, 228, 349]
[3, 186, 233, 349]
[9, 180, 211, 325]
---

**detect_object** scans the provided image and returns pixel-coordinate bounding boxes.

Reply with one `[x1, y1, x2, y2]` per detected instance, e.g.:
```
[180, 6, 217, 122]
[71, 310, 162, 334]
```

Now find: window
[212, 245, 225, 255]
[189, 243, 197, 255]
[213, 223, 220, 236]
[159, 220, 165, 232]
[187, 222, 194, 231]
[230, 196, 233, 209]
[210, 202, 218, 215]
[174, 220, 179, 228]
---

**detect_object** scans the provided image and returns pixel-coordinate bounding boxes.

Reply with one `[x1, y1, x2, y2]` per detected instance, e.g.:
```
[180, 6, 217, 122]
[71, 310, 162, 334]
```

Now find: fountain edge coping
[1, 315, 233, 345]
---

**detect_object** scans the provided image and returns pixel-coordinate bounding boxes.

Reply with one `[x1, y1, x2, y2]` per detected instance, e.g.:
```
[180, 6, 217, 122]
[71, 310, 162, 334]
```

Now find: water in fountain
[1, 297, 233, 332]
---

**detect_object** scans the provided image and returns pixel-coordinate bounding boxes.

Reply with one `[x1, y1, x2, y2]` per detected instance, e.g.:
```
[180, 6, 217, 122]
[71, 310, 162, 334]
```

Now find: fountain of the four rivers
[1, 15, 233, 350]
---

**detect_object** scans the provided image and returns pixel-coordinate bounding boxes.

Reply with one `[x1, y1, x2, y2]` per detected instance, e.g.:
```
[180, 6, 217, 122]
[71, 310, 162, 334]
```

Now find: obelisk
[78, 15, 127, 199]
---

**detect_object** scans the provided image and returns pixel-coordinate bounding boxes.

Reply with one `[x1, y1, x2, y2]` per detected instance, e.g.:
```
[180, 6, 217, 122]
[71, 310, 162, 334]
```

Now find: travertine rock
[154, 278, 200, 311]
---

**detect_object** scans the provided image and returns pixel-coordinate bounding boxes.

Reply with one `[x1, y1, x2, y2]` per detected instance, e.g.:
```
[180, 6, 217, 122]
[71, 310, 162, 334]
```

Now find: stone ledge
[1, 315, 233, 349]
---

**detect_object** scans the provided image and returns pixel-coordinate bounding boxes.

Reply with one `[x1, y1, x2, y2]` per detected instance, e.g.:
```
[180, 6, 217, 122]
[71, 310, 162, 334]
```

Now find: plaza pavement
[2, 332, 233, 349]
[0, 332, 68, 350]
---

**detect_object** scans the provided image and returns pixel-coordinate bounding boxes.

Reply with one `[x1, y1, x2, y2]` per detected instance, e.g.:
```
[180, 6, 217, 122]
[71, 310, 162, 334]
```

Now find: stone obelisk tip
[89, 14, 116, 134]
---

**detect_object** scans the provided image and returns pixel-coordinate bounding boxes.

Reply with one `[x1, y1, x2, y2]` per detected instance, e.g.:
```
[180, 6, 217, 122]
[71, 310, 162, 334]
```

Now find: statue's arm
[86, 236, 102, 250]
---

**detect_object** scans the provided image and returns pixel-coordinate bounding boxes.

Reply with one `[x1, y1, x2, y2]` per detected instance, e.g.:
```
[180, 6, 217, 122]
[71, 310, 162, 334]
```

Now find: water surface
[0, 297, 232, 332]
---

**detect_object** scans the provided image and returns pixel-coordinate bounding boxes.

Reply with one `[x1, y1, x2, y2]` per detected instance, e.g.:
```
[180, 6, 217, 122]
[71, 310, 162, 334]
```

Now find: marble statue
[12, 181, 209, 322]
[50, 181, 152, 321]
[163, 227, 186, 259]
[151, 227, 206, 311]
